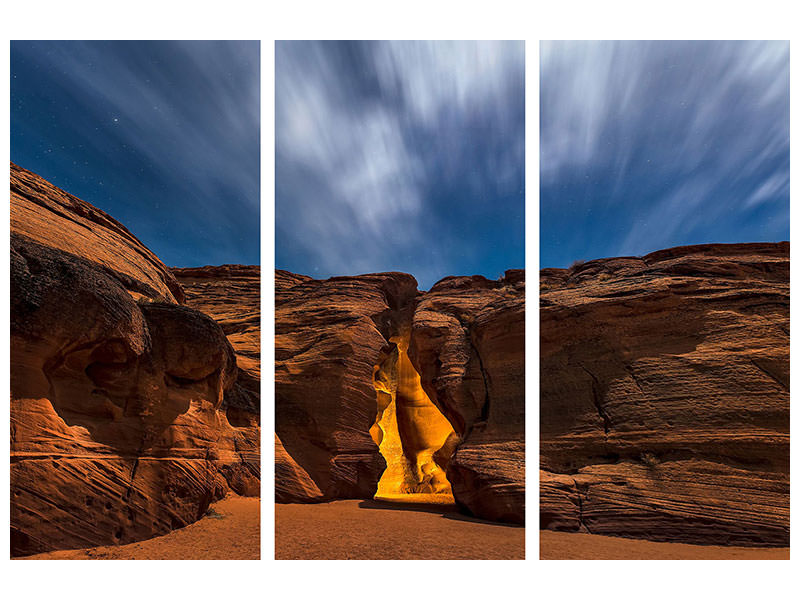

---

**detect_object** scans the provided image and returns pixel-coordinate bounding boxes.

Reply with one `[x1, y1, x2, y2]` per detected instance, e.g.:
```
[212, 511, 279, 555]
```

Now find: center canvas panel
[274, 40, 526, 560]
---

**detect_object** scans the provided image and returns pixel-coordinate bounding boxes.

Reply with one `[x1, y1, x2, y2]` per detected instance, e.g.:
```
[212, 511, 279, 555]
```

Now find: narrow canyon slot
[371, 332, 458, 503]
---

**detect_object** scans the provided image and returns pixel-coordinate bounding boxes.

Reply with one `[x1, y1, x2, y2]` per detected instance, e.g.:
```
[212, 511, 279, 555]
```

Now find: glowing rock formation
[372, 333, 456, 500]
[275, 271, 419, 500]
[275, 268, 525, 523]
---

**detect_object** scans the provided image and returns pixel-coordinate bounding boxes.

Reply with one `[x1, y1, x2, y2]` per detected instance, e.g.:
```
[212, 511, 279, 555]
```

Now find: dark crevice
[624, 365, 647, 398]
[447, 313, 491, 432]
[579, 364, 611, 436]
[572, 478, 593, 534]
[749, 358, 789, 391]
[466, 329, 491, 428]
[540, 453, 621, 474]
[125, 456, 140, 501]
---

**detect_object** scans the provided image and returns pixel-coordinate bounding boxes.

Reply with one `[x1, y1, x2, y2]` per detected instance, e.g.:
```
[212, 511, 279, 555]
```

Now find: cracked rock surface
[540, 242, 789, 546]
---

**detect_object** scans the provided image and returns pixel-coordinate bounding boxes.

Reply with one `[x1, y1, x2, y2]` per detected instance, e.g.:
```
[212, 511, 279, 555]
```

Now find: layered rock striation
[10, 163, 260, 556]
[275, 268, 524, 524]
[540, 242, 789, 546]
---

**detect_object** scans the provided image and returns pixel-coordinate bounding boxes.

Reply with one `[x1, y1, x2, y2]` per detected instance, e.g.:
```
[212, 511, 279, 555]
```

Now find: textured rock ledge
[540, 242, 789, 546]
[11, 161, 184, 303]
[275, 269, 524, 524]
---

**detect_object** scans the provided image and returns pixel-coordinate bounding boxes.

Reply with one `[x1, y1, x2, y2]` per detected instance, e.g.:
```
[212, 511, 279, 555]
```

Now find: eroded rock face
[275, 269, 525, 524]
[10, 163, 260, 556]
[172, 265, 261, 496]
[410, 271, 525, 523]
[540, 242, 789, 546]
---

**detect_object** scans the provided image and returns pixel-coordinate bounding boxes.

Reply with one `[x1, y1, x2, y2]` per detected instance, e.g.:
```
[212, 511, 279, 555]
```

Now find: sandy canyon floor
[276, 497, 524, 560]
[540, 531, 789, 560]
[19, 496, 260, 560]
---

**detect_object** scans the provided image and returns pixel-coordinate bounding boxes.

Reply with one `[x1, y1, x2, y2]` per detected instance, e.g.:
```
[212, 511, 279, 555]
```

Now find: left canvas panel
[9, 40, 261, 559]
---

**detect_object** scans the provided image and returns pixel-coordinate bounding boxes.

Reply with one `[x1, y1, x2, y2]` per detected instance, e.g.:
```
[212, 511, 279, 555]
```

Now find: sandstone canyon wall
[540, 242, 789, 546]
[410, 272, 525, 523]
[10, 163, 260, 556]
[275, 269, 524, 524]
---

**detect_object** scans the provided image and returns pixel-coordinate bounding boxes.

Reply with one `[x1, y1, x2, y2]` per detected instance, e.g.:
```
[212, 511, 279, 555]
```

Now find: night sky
[540, 41, 789, 268]
[276, 41, 525, 290]
[11, 40, 260, 267]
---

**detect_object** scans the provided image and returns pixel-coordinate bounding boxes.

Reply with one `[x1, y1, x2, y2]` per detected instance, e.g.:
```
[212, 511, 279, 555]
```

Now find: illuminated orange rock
[540, 242, 789, 546]
[10, 163, 260, 556]
[372, 331, 456, 499]
[275, 268, 525, 524]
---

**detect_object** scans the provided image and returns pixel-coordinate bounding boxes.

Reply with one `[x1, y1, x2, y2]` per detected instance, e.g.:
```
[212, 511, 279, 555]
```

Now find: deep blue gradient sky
[11, 40, 260, 267]
[276, 41, 525, 290]
[540, 41, 789, 268]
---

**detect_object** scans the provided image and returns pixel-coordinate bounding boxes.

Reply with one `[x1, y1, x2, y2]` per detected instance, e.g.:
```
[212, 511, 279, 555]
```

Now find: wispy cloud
[540, 41, 789, 267]
[276, 41, 525, 289]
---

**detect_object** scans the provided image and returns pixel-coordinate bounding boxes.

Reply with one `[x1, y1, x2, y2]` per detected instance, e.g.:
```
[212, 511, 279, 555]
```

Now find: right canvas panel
[539, 40, 789, 559]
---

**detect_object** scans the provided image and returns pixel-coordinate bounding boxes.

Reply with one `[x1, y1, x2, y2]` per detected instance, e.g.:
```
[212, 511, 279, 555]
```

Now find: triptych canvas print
[7, 39, 789, 562]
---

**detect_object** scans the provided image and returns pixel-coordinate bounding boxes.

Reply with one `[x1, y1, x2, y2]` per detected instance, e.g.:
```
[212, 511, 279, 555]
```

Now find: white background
[0, 1, 796, 598]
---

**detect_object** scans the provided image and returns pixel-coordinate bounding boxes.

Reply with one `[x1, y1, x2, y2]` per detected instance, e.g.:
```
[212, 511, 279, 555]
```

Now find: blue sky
[540, 40, 789, 268]
[276, 41, 525, 290]
[11, 40, 260, 267]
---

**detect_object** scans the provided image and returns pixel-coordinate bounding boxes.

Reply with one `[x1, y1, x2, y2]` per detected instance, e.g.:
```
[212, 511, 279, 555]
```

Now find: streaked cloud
[540, 40, 789, 267]
[276, 41, 525, 289]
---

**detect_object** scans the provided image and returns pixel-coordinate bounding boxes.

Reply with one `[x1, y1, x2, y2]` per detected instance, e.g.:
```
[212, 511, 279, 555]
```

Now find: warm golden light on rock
[371, 334, 457, 502]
